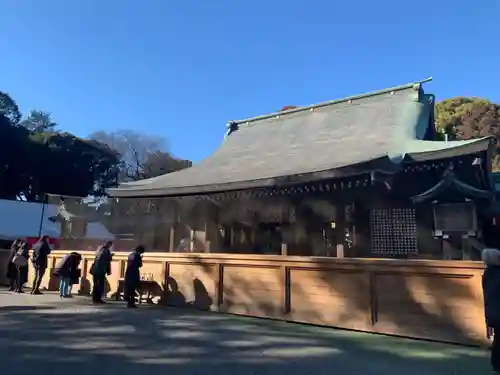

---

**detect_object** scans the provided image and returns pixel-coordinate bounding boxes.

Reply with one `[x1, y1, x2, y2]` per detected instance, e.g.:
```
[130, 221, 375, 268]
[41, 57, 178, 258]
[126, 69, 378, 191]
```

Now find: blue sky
[1, 0, 499, 162]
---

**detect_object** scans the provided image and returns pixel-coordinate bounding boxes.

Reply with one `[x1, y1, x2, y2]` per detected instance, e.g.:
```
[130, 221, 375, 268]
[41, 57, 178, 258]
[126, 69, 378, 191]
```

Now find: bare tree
[89, 130, 190, 181]
[142, 151, 192, 179]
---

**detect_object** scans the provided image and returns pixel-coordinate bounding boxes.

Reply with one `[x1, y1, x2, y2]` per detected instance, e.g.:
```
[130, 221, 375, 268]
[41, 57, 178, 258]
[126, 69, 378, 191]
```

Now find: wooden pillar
[442, 236, 452, 260]
[279, 265, 290, 315]
[215, 263, 223, 310]
[336, 244, 345, 258]
[281, 243, 288, 256]
[229, 225, 234, 248]
[369, 271, 377, 325]
[169, 224, 175, 252]
[204, 220, 209, 253]
[162, 261, 170, 305]
[189, 229, 195, 252]
[278, 244, 290, 315]
[169, 201, 178, 253]
[336, 204, 346, 257]
[119, 259, 126, 277]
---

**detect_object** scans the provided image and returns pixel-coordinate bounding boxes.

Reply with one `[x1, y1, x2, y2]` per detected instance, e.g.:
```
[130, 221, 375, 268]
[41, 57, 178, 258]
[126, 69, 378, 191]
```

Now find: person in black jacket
[6, 239, 22, 291]
[31, 235, 52, 295]
[53, 252, 82, 298]
[68, 253, 83, 297]
[14, 241, 30, 293]
[482, 248, 500, 374]
[124, 245, 145, 308]
[90, 241, 113, 304]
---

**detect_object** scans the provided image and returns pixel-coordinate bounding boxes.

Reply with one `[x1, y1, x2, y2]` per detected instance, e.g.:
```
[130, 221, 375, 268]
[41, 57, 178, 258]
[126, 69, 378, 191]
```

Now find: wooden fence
[0, 249, 488, 346]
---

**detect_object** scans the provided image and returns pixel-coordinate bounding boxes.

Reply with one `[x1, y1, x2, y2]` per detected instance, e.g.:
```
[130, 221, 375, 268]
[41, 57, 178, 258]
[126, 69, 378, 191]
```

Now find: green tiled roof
[109, 79, 491, 197]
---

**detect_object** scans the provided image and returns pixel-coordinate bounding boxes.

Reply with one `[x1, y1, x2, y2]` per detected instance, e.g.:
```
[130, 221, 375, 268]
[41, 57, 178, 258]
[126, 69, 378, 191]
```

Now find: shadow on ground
[0, 290, 491, 375]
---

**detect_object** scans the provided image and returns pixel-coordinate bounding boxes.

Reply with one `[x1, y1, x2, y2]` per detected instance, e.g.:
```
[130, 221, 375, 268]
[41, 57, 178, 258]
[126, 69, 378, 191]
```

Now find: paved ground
[0, 289, 492, 375]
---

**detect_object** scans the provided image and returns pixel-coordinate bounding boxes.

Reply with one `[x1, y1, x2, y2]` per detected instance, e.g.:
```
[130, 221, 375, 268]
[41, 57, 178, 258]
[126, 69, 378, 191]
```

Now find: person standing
[68, 252, 83, 297]
[124, 245, 145, 308]
[14, 240, 30, 293]
[482, 248, 500, 374]
[31, 235, 52, 295]
[6, 239, 21, 291]
[90, 241, 113, 304]
[53, 252, 82, 298]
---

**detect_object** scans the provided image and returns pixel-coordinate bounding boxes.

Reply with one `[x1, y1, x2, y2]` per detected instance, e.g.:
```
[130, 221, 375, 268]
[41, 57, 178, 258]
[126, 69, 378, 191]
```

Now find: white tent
[0, 199, 114, 240]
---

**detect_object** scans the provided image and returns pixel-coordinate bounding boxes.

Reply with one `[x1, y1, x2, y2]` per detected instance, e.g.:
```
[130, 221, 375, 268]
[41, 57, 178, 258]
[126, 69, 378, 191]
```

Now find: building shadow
[78, 277, 92, 296]
[163, 276, 186, 307]
[46, 269, 59, 291]
[191, 277, 213, 311]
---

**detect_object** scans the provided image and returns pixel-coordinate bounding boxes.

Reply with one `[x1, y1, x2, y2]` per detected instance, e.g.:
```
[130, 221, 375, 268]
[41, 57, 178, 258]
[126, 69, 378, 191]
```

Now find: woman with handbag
[6, 239, 21, 291]
[13, 241, 29, 293]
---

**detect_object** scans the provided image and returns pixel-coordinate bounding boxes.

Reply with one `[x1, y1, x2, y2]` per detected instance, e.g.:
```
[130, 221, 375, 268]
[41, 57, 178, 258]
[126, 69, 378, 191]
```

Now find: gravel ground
[0, 289, 491, 375]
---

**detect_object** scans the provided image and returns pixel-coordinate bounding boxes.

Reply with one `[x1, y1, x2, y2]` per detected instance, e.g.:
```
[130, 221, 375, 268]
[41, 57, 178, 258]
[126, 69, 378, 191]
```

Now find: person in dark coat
[31, 235, 52, 295]
[90, 241, 113, 304]
[6, 239, 22, 291]
[53, 252, 82, 298]
[14, 241, 29, 293]
[68, 252, 83, 297]
[124, 245, 145, 308]
[482, 248, 500, 373]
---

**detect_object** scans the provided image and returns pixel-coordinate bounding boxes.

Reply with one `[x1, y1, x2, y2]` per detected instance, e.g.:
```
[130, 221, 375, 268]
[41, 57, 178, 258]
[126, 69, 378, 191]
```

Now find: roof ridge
[229, 77, 433, 126]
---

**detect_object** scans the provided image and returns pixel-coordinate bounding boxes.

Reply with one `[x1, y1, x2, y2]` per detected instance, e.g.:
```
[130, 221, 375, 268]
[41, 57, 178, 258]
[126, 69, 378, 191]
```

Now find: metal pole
[37, 194, 48, 238]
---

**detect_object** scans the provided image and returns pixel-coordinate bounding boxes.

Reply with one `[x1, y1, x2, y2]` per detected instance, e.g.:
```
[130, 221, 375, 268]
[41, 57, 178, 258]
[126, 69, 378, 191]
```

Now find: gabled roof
[410, 167, 493, 203]
[109, 79, 491, 198]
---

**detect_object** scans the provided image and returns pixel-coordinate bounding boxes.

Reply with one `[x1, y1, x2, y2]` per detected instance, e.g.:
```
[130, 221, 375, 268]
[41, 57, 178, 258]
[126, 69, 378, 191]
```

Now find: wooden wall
[10, 250, 488, 346]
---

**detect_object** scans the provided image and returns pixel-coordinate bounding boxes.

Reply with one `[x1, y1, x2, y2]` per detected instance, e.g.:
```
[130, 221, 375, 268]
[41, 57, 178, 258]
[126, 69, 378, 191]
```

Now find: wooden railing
[0, 249, 488, 346]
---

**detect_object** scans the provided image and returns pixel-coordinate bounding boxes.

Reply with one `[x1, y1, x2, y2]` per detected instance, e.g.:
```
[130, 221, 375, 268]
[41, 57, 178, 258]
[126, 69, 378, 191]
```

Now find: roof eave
[403, 137, 492, 163]
[108, 156, 401, 198]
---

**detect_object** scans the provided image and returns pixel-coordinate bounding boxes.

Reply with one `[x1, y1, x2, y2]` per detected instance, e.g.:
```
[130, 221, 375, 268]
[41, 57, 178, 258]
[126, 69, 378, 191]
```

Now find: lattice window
[370, 208, 418, 255]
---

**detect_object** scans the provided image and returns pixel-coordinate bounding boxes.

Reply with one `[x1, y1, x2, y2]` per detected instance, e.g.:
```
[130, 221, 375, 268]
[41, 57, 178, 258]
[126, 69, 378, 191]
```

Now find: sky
[1, 0, 499, 163]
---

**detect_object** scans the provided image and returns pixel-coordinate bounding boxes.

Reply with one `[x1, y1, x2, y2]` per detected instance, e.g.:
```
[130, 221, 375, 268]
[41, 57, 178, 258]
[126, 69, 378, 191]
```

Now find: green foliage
[0, 88, 191, 202]
[23, 132, 120, 199]
[435, 97, 500, 170]
[0, 92, 21, 124]
[0, 92, 120, 201]
[20, 110, 58, 133]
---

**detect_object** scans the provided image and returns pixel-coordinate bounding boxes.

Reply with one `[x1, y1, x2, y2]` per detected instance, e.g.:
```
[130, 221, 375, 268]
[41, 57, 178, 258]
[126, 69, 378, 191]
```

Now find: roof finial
[224, 121, 239, 139]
